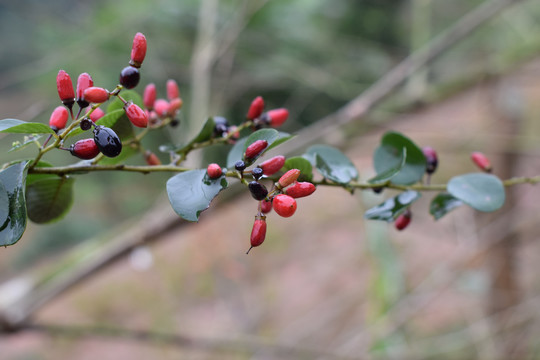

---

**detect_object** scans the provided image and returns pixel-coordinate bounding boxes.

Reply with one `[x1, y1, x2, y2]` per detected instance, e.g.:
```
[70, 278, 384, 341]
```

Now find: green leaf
[430, 192, 463, 220]
[368, 148, 406, 185]
[447, 173, 505, 212]
[26, 176, 75, 224]
[373, 131, 425, 185]
[167, 169, 228, 222]
[0, 182, 9, 227]
[0, 161, 29, 246]
[267, 132, 294, 152]
[227, 137, 247, 168]
[227, 129, 287, 168]
[364, 191, 421, 221]
[65, 109, 124, 139]
[9, 134, 44, 153]
[305, 145, 359, 184]
[283, 156, 313, 182]
[106, 90, 143, 113]
[0, 119, 55, 134]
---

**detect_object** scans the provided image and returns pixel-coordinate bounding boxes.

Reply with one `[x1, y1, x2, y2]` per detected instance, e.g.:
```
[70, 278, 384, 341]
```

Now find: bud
[166, 79, 180, 100]
[124, 102, 148, 128]
[247, 96, 264, 120]
[83, 87, 110, 104]
[285, 181, 316, 198]
[167, 98, 183, 116]
[49, 106, 69, 132]
[144, 151, 161, 166]
[259, 155, 285, 176]
[247, 215, 267, 254]
[395, 209, 412, 231]
[90, 107, 105, 122]
[277, 169, 300, 189]
[422, 146, 438, 175]
[266, 108, 289, 127]
[143, 83, 156, 110]
[471, 151, 492, 172]
[244, 139, 268, 160]
[129, 32, 147, 68]
[76, 72, 93, 108]
[56, 70, 75, 109]
[154, 99, 169, 118]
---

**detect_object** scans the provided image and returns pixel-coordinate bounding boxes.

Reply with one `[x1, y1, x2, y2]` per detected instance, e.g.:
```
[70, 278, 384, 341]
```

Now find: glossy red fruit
[285, 182, 316, 198]
[76, 72, 93, 108]
[259, 155, 285, 176]
[422, 146, 438, 175]
[247, 96, 264, 120]
[267, 108, 289, 127]
[119, 66, 140, 89]
[260, 199, 272, 214]
[154, 99, 169, 117]
[207, 163, 222, 179]
[247, 215, 267, 254]
[273, 194, 297, 218]
[49, 106, 69, 132]
[167, 98, 183, 116]
[471, 151, 492, 172]
[143, 83, 156, 110]
[395, 209, 412, 231]
[166, 79, 180, 100]
[245, 140, 268, 160]
[56, 70, 75, 108]
[144, 151, 161, 166]
[70, 138, 100, 159]
[130, 32, 147, 68]
[90, 107, 105, 122]
[278, 169, 300, 189]
[124, 102, 148, 128]
[83, 87, 110, 103]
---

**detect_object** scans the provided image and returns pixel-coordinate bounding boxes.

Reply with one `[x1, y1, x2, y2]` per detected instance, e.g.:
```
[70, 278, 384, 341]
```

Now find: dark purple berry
[248, 181, 268, 201]
[169, 118, 180, 127]
[235, 160, 246, 172]
[252, 167, 263, 180]
[213, 116, 229, 137]
[93, 125, 122, 157]
[80, 118, 93, 131]
[119, 66, 140, 89]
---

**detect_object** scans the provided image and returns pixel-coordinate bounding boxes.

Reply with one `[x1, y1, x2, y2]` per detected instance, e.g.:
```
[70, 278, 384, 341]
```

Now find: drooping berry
[235, 160, 246, 172]
[48, 106, 69, 132]
[83, 87, 110, 104]
[76, 72, 93, 109]
[154, 99, 169, 118]
[169, 118, 180, 127]
[124, 101, 148, 128]
[471, 151, 492, 172]
[260, 199, 273, 214]
[273, 194, 297, 218]
[144, 150, 161, 166]
[143, 83, 156, 110]
[247, 96, 264, 120]
[422, 146, 438, 175]
[277, 169, 301, 189]
[79, 117, 93, 131]
[245, 140, 268, 161]
[213, 116, 229, 137]
[251, 167, 264, 180]
[266, 108, 289, 127]
[166, 79, 180, 100]
[247, 215, 267, 254]
[259, 155, 285, 176]
[207, 163, 222, 179]
[248, 181, 268, 201]
[119, 66, 140, 89]
[69, 138, 100, 160]
[372, 186, 384, 194]
[90, 107, 105, 122]
[167, 98, 183, 116]
[285, 182, 316, 198]
[93, 125, 122, 157]
[130, 32, 147, 68]
[56, 70, 75, 109]
[395, 209, 412, 231]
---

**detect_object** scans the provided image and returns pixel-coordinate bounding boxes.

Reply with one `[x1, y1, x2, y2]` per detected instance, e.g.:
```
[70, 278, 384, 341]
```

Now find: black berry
[213, 116, 229, 137]
[235, 160, 246, 172]
[248, 181, 268, 201]
[119, 66, 140, 89]
[252, 167, 263, 180]
[169, 118, 180, 127]
[93, 125, 122, 157]
[80, 118, 93, 131]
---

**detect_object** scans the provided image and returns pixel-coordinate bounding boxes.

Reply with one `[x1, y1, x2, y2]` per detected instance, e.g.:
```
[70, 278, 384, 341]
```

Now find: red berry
[83, 87, 110, 103]
[245, 139, 268, 160]
[260, 199, 272, 214]
[285, 182, 316, 198]
[70, 138, 100, 160]
[49, 106, 69, 132]
[247, 96, 264, 120]
[144, 151, 161, 166]
[267, 108, 289, 127]
[124, 102, 148, 128]
[76, 72, 93, 108]
[154, 99, 169, 117]
[247, 215, 267, 254]
[395, 209, 412, 231]
[278, 169, 300, 189]
[167, 98, 183, 116]
[206, 163, 222, 179]
[273, 194, 297, 218]
[119, 66, 140, 89]
[56, 70, 75, 108]
[259, 155, 285, 176]
[90, 107, 105, 122]
[422, 146, 438, 175]
[130, 32, 147, 68]
[166, 79, 180, 100]
[143, 83, 156, 110]
[471, 151, 492, 172]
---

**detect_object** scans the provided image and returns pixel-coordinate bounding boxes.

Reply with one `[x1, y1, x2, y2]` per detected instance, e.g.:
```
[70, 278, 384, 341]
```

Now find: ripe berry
[251, 167, 263, 180]
[266, 108, 289, 127]
[144, 150, 161, 166]
[285, 182, 316, 198]
[422, 146, 438, 175]
[247, 96, 264, 120]
[244, 139, 268, 160]
[260, 199, 272, 214]
[169, 118, 180, 127]
[213, 116, 229, 137]
[49, 106, 69, 132]
[76, 72, 93, 109]
[471, 151, 492, 172]
[277, 169, 300, 189]
[248, 181, 268, 201]
[130, 32, 147, 68]
[56, 70, 75, 109]
[395, 209, 412, 231]
[93, 125, 122, 157]
[235, 160, 246, 172]
[80, 117, 93, 131]
[90, 107, 105, 122]
[154, 99, 169, 118]
[247, 215, 267, 254]
[143, 83, 156, 110]
[259, 155, 285, 176]
[69, 138, 100, 160]
[119, 66, 140, 89]
[273, 194, 297, 218]
[207, 163, 222, 179]
[124, 102, 148, 128]
[166, 79, 180, 100]
[83, 87, 110, 104]
[167, 98, 183, 116]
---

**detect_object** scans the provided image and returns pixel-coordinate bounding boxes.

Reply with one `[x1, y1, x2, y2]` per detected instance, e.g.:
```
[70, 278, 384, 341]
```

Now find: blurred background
[1, 0, 540, 359]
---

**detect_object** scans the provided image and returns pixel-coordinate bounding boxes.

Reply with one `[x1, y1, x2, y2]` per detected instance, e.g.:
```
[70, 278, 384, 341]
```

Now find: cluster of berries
[246, 96, 289, 128]
[142, 79, 183, 127]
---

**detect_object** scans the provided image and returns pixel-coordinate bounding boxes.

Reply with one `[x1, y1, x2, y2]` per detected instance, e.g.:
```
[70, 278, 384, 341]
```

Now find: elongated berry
[422, 146, 438, 175]
[167, 98, 183, 116]
[90, 107, 105, 122]
[247, 215, 267, 254]
[247, 96, 264, 120]
[248, 181, 268, 201]
[266, 108, 289, 127]
[277, 169, 300, 189]
[251, 167, 263, 180]
[259, 155, 285, 176]
[49, 106, 69, 132]
[70, 138, 100, 160]
[260, 199, 272, 214]
[93, 125, 122, 157]
[124, 102, 148, 128]
[207, 163, 222, 179]
[273, 194, 297, 218]
[166, 79, 180, 100]
[154, 99, 169, 118]
[144, 150, 161, 166]
[395, 209, 412, 231]
[130, 32, 147, 68]
[76, 72, 93, 108]
[245, 140, 268, 160]
[471, 151, 492, 172]
[143, 83, 156, 109]
[83, 87, 110, 103]
[56, 70, 75, 109]
[285, 182, 316, 198]
[119, 66, 140, 89]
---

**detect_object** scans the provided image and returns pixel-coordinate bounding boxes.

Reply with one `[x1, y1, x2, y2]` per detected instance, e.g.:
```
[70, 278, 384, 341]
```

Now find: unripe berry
[248, 181, 268, 201]
[207, 163, 222, 179]
[167, 98, 183, 116]
[143, 83, 156, 110]
[259, 155, 285, 176]
[76, 72, 93, 109]
[93, 125, 122, 157]
[260, 199, 273, 214]
[69, 138, 100, 160]
[213, 116, 229, 137]
[83, 87, 110, 104]
[251, 167, 263, 180]
[285, 182, 316, 198]
[166, 79, 180, 100]
[273, 194, 297, 218]
[266, 108, 289, 127]
[247, 215, 267, 254]
[154, 99, 169, 118]
[90, 107, 105, 122]
[235, 160, 246, 172]
[395, 209, 412, 231]
[124, 102, 148, 128]
[422, 146, 438, 175]
[471, 151, 492, 172]
[48, 106, 69, 132]
[119, 66, 140, 89]
[245, 140, 268, 160]
[144, 150, 161, 166]
[130, 32, 147, 68]
[247, 96, 264, 120]
[56, 70, 75, 109]
[227, 125, 240, 142]
[277, 169, 300, 189]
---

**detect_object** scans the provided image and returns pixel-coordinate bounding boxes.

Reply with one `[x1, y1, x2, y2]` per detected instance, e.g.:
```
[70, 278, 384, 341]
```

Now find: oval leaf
[0, 119, 55, 134]
[430, 192, 463, 220]
[26, 177, 75, 224]
[447, 173, 505, 212]
[227, 129, 287, 168]
[0, 161, 29, 246]
[283, 156, 313, 182]
[0, 182, 9, 227]
[167, 169, 228, 222]
[306, 145, 359, 184]
[364, 190, 421, 222]
[368, 147, 406, 185]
